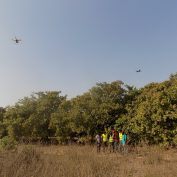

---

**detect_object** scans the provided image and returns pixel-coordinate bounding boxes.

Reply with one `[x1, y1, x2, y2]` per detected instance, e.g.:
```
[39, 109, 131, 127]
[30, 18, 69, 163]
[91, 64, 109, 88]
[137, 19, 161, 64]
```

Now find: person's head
[122, 130, 127, 135]
[110, 131, 113, 135]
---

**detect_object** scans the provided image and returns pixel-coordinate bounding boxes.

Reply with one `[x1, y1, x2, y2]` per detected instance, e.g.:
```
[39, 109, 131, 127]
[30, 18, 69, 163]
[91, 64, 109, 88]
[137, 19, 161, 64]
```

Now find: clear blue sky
[0, 0, 177, 107]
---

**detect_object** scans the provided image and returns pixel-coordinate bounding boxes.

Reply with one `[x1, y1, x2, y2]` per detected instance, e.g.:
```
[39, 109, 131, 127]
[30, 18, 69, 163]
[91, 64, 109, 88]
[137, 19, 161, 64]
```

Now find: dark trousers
[102, 141, 107, 152]
[109, 142, 114, 152]
[97, 142, 101, 153]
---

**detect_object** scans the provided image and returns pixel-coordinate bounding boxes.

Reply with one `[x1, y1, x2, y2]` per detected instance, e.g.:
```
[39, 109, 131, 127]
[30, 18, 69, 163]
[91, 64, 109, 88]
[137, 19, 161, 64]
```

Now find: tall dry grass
[0, 145, 177, 177]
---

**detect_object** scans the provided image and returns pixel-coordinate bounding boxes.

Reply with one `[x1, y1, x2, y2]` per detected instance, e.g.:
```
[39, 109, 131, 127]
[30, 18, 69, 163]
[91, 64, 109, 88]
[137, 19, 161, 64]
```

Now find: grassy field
[0, 145, 177, 177]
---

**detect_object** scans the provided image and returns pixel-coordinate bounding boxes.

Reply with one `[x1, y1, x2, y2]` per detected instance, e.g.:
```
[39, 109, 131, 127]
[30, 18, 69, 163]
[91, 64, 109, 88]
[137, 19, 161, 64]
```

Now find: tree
[0, 107, 6, 138]
[3, 91, 65, 142]
[115, 77, 177, 146]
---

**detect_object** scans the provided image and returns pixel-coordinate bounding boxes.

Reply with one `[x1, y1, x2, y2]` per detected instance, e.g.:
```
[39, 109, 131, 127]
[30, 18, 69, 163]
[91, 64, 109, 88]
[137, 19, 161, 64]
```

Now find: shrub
[0, 136, 17, 150]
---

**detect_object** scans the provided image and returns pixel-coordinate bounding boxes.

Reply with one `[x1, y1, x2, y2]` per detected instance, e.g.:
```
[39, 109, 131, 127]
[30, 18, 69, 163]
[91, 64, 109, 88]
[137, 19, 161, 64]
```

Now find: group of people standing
[95, 129, 127, 153]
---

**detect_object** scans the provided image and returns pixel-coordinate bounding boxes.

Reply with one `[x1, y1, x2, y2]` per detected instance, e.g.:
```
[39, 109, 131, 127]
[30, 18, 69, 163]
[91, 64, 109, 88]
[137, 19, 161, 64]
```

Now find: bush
[173, 134, 177, 146]
[0, 136, 17, 150]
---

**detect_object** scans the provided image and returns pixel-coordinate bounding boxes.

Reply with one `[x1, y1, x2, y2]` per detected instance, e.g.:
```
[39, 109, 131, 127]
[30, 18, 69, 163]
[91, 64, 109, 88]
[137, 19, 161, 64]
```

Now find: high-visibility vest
[102, 133, 108, 142]
[119, 132, 123, 141]
[109, 134, 114, 143]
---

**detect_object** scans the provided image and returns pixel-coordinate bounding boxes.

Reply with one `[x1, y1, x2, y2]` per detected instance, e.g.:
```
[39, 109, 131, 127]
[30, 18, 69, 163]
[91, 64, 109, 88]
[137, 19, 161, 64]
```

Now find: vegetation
[0, 145, 177, 177]
[0, 73, 177, 148]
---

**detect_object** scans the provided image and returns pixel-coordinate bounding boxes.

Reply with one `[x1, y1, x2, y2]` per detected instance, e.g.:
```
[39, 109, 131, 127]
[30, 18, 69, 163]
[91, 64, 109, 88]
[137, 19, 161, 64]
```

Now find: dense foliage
[0, 74, 177, 147]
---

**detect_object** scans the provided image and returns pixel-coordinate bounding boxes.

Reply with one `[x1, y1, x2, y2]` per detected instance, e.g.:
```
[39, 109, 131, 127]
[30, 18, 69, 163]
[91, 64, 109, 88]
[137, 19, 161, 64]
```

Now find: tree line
[0, 73, 177, 147]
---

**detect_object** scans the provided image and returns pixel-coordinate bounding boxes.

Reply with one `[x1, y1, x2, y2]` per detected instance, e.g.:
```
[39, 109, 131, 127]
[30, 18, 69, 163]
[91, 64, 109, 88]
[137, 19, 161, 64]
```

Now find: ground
[0, 145, 177, 177]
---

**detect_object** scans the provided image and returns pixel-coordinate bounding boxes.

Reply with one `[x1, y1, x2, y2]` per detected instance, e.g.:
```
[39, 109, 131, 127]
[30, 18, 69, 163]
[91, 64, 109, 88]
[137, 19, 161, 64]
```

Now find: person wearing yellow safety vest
[101, 131, 108, 152]
[118, 129, 123, 152]
[108, 131, 114, 152]
[119, 130, 123, 141]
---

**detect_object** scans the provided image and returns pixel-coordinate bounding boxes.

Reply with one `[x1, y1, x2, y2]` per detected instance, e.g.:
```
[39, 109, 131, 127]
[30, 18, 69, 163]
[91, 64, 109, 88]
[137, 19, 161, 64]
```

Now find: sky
[0, 0, 177, 107]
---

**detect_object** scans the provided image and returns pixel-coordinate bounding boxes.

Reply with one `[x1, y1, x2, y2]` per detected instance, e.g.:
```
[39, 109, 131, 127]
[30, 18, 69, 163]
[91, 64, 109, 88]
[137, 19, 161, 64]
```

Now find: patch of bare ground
[0, 145, 177, 177]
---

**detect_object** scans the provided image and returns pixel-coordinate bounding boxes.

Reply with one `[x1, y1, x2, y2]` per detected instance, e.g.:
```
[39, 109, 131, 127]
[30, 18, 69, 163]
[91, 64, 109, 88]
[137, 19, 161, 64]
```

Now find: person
[95, 133, 102, 153]
[113, 129, 119, 152]
[118, 129, 123, 152]
[101, 131, 108, 152]
[122, 131, 127, 146]
[108, 131, 114, 152]
[121, 131, 127, 153]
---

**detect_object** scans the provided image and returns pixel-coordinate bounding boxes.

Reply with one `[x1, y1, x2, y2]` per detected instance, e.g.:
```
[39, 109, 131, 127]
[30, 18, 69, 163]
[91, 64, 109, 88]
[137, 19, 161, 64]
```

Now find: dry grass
[0, 145, 177, 177]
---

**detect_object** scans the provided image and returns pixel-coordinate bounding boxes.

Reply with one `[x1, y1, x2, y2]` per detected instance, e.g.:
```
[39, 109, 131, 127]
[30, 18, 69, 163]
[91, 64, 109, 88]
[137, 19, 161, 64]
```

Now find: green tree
[4, 91, 65, 142]
[49, 100, 73, 142]
[116, 76, 177, 145]
[0, 107, 6, 138]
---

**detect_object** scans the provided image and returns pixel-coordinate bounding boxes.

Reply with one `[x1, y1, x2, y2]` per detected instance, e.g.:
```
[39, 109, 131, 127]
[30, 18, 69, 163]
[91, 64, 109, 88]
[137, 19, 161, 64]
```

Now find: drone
[136, 69, 141, 72]
[12, 37, 22, 44]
